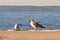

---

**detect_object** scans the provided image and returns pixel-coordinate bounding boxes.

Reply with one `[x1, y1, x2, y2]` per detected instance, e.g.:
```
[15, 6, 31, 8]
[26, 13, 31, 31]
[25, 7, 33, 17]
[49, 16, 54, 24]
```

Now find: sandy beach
[0, 30, 60, 40]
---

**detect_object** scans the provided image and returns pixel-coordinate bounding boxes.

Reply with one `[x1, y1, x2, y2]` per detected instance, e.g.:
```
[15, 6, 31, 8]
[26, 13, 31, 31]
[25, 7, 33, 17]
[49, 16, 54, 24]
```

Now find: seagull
[29, 19, 45, 30]
[14, 24, 20, 31]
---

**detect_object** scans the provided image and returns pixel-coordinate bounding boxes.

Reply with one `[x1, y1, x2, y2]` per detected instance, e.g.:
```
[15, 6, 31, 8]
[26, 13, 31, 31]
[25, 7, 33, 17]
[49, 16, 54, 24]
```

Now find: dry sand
[0, 30, 60, 40]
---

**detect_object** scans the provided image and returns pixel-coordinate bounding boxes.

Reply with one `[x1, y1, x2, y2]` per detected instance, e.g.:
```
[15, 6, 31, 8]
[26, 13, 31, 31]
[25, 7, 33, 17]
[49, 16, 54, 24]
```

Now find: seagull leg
[34, 28, 37, 31]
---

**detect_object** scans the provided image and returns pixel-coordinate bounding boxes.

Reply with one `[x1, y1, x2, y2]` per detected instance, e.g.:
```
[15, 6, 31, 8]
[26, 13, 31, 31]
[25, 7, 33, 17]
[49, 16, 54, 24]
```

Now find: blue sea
[0, 10, 60, 30]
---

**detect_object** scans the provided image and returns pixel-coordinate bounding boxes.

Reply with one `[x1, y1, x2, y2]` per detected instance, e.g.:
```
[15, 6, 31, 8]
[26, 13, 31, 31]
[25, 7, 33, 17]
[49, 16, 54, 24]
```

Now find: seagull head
[29, 19, 35, 22]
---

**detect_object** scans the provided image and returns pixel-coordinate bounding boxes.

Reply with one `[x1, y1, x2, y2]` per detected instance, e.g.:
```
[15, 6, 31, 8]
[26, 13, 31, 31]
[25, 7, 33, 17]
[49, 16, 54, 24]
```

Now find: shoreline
[0, 30, 60, 40]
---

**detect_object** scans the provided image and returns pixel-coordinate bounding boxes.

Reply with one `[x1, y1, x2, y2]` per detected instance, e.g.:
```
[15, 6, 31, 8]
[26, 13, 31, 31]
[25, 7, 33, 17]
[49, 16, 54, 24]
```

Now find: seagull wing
[33, 21, 45, 28]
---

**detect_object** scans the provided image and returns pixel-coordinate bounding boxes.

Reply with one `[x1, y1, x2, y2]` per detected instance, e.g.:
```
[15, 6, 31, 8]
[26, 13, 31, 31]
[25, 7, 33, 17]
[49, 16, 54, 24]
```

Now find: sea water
[0, 10, 60, 30]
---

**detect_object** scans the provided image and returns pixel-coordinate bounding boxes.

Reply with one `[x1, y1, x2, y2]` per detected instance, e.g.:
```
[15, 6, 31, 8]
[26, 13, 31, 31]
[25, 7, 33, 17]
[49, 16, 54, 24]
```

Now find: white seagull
[14, 24, 20, 31]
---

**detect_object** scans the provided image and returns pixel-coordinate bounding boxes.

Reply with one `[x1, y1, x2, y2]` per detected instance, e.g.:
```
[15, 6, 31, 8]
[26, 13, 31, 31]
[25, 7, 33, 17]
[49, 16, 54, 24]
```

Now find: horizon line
[0, 5, 60, 6]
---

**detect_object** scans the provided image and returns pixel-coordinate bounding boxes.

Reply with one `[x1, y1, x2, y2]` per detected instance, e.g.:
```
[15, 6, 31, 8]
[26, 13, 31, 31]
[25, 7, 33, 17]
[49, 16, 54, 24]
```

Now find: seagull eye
[32, 20, 34, 21]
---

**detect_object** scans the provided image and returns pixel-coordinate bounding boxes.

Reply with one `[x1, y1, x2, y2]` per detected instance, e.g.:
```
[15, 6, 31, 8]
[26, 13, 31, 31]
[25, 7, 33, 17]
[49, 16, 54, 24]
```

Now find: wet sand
[0, 30, 60, 40]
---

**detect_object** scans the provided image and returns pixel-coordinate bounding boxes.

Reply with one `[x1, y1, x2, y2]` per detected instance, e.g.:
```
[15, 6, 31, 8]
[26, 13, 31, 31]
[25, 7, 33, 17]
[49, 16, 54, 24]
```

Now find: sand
[0, 30, 60, 40]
